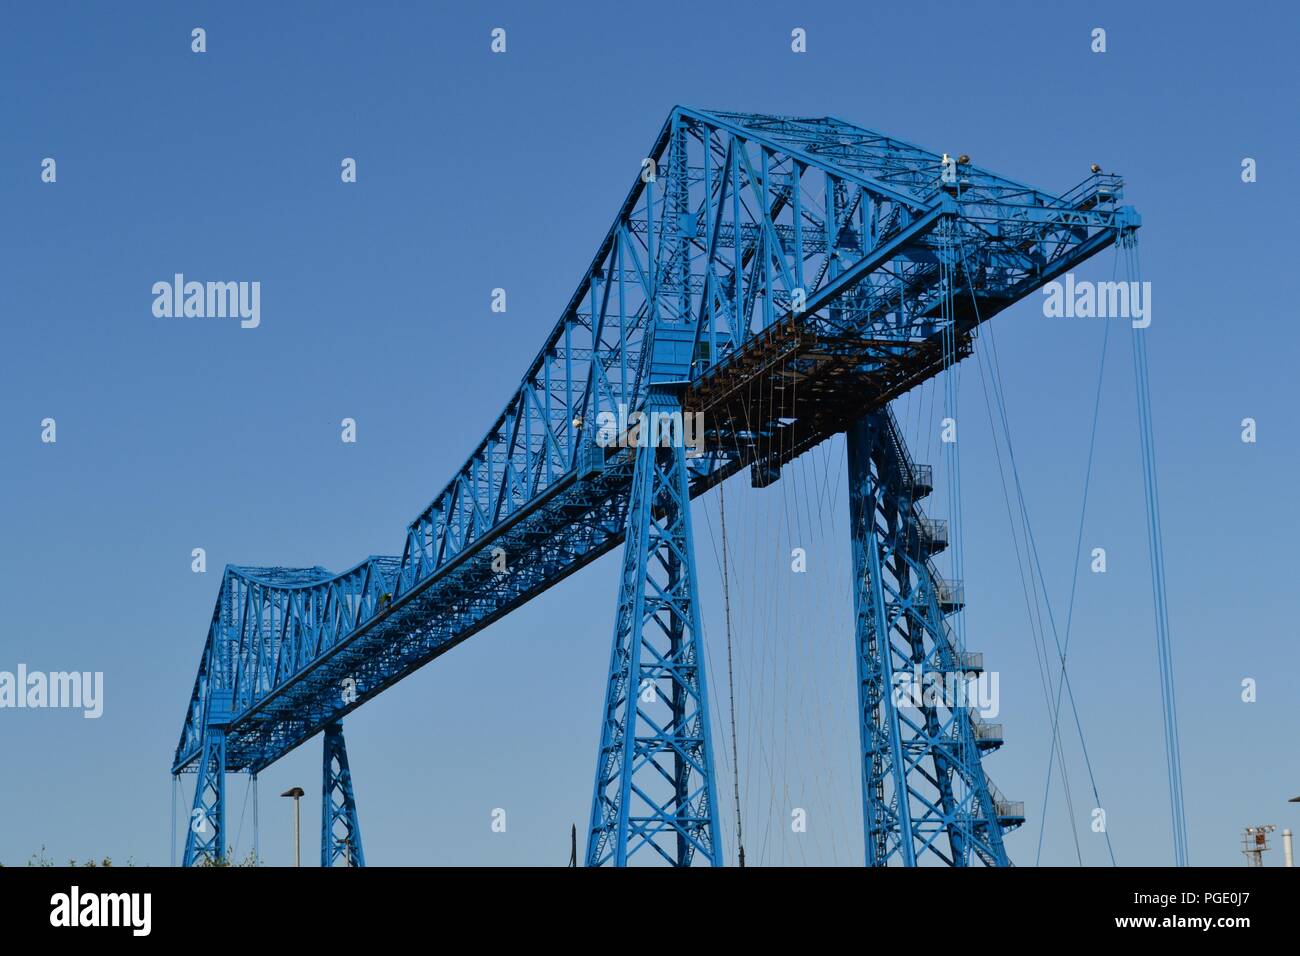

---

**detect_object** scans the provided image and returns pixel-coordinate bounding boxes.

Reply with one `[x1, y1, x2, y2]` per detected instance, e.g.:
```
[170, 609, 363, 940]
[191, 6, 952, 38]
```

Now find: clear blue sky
[1, 0, 1296, 867]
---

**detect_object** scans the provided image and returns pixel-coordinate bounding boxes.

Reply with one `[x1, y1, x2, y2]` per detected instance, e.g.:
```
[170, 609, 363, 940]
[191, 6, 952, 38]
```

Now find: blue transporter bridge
[173, 108, 1137, 867]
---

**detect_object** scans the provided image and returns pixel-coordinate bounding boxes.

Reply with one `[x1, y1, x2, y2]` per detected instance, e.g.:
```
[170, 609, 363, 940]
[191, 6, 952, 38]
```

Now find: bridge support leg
[586, 385, 722, 866]
[321, 721, 365, 867]
[848, 411, 1013, 867]
[182, 689, 232, 867]
[182, 729, 227, 866]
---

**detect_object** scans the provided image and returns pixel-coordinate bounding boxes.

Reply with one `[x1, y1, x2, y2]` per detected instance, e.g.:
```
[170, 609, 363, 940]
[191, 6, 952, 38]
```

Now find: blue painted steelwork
[174, 108, 1135, 866]
[321, 722, 364, 867]
[182, 690, 229, 866]
[586, 386, 720, 866]
[849, 409, 1021, 866]
[587, 312, 721, 864]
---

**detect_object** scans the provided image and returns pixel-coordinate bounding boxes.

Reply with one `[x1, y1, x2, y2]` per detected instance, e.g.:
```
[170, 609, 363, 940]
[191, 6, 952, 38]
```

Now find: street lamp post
[1286, 796, 1300, 868]
[281, 787, 305, 867]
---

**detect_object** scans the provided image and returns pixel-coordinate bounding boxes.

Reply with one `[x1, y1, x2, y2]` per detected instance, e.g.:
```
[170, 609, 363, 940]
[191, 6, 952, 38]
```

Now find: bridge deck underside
[179, 297, 1011, 773]
[690, 313, 976, 486]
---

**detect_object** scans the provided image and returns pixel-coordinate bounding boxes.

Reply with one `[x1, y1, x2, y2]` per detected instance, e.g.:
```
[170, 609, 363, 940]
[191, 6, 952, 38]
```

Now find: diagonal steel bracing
[849, 410, 1021, 867]
[321, 722, 364, 867]
[173, 107, 1135, 866]
[586, 385, 720, 866]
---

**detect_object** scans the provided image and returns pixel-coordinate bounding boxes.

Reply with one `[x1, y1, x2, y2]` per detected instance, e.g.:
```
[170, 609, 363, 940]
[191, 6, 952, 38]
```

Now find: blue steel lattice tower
[848, 410, 1021, 866]
[586, 127, 722, 866]
[585, 376, 722, 866]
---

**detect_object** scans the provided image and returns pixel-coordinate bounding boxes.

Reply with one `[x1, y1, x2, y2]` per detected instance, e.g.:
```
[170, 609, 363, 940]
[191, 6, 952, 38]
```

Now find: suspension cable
[1035, 250, 1119, 865]
[1126, 236, 1189, 866]
[954, 236, 1115, 865]
[718, 480, 746, 866]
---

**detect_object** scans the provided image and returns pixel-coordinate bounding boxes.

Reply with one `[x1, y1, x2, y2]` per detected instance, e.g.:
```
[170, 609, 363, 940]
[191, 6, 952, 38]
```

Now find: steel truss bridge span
[174, 107, 1137, 867]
